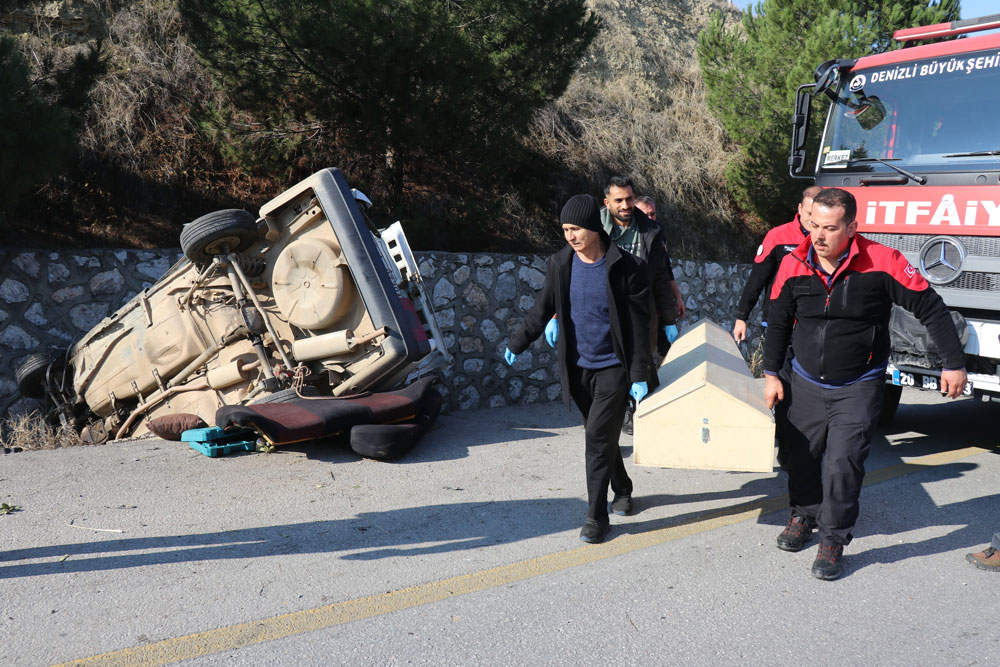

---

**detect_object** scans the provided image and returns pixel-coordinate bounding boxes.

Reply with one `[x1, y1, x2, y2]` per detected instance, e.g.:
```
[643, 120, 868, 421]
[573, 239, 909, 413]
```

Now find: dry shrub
[8, 0, 215, 180]
[7, 0, 277, 248]
[1, 412, 86, 452]
[78, 0, 217, 179]
[496, 190, 560, 251]
[747, 334, 765, 378]
[526, 0, 761, 260]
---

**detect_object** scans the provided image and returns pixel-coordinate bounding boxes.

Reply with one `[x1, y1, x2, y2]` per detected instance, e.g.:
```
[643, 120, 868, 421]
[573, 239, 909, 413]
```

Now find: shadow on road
[4, 398, 996, 582]
[614, 392, 1000, 579]
[296, 405, 583, 464]
[0, 496, 587, 579]
[850, 461, 1000, 573]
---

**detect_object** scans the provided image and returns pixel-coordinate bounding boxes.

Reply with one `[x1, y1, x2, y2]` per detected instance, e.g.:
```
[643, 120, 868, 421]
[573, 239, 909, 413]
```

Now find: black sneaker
[609, 493, 633, 516]
[622, 403, 635, 435]
[812, 542, 845, 580]
[776, 514, 814, 552]
[579, 518, 610, 544]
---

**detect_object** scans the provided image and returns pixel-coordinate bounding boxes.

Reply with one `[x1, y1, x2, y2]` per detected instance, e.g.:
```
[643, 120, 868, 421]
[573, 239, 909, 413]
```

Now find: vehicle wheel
[250, 385, 320, 404]
[15, 351, 62, 399]
[180, 210, 259, 264]
[878, 384, 903, 427]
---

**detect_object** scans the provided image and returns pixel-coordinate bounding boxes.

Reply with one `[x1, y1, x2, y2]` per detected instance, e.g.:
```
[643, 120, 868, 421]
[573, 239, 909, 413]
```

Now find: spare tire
[180, 210, 259, 264]
[889, 306, 968, 369]
[15, 351, 63, 399]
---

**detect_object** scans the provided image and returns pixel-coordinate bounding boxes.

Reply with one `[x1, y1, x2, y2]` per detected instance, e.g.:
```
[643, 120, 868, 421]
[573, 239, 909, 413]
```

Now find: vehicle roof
[853, 32, 1000, 71]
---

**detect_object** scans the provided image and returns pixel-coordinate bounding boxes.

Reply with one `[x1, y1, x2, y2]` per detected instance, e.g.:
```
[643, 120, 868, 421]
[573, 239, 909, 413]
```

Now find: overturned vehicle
[16, 168, 449, 442]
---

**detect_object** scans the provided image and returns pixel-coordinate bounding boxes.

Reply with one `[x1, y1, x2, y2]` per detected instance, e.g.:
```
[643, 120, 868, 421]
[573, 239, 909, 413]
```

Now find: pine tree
[179, 0, 599, 199]
[697, 0, 959, 224]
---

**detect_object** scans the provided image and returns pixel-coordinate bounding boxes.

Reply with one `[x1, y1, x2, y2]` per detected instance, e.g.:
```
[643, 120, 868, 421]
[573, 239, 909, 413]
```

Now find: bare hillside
[1, 0, 755, 259]
[528, 0, 753, 259]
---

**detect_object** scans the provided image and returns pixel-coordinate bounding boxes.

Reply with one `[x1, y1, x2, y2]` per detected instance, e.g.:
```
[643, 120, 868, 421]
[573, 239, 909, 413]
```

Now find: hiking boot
[622, 403, 635, 435]
[579, 518, 610, 544]
[811, 542, 845, 580]
[965, 546, 1000, 572]
[776, 515, 814, 552]
[610, 493, 633, 516]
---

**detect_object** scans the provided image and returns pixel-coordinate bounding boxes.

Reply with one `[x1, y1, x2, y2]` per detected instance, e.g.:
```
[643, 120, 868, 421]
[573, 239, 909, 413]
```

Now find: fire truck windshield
[819, 46, 1000, 174]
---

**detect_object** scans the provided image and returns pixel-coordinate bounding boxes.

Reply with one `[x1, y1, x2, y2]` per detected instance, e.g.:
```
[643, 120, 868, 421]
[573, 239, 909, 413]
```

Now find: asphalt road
[2, 388, 999, 666]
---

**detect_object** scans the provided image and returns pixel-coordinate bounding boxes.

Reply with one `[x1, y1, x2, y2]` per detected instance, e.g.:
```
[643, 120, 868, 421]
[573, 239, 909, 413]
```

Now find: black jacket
[735, 214, 809, 324]
[508, 242, 652, 408]
[602, 207, 678, 325]
[763, 234, 964, 383]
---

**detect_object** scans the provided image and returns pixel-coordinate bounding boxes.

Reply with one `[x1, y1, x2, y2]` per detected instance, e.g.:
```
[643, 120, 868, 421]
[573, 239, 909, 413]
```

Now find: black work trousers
[784, 371, 883, 546]
[567, 363, 633, 523]
[762, 329, 794, 451]
[773, 353, 793, 459]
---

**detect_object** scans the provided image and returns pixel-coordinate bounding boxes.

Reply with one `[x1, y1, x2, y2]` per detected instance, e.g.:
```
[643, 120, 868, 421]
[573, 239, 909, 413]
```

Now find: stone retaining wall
[0, 248, 764, 418]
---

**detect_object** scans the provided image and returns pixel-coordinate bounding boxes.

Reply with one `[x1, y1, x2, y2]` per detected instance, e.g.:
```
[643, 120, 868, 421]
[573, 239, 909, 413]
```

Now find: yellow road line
[58, 446, 989, 667]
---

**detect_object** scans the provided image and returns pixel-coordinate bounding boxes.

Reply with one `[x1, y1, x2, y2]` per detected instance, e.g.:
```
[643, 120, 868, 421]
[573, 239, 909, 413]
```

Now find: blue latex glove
[630, 381, 648, 404]
[544, 318, 559, 348]
[504, 347, 517, 366]
[664, 324, 679, 344]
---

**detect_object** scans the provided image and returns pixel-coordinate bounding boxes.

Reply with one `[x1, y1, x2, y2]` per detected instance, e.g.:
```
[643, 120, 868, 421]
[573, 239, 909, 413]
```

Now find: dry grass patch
[1, 412, 87, 453]
[747, 335, 765, 378]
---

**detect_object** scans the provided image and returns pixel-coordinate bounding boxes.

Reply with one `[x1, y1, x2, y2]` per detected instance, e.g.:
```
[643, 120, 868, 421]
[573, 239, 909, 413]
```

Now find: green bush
[179, 0, 600, 201]
[697, 0, 960, 225]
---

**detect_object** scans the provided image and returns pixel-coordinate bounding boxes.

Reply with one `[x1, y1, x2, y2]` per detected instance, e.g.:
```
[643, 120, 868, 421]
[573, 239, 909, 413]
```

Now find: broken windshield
[819, 46, 1000, 174]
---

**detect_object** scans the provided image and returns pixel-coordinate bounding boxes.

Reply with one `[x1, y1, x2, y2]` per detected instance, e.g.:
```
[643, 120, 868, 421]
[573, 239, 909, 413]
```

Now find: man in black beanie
[504, 194, 653, 543]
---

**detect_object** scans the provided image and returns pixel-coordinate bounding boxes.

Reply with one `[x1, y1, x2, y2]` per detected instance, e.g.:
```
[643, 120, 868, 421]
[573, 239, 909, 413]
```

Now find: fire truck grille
[864, 233, 1000, 291]
[952, 271, 1000, 291]
[865, 233, 1000, 257]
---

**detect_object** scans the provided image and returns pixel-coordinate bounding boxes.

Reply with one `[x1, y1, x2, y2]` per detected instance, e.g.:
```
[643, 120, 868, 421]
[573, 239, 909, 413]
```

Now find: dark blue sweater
[568, 254, 618, 369]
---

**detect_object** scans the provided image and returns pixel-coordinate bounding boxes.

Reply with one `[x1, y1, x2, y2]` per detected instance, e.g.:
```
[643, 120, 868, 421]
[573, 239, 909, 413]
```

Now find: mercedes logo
[918, 236, 966, 285]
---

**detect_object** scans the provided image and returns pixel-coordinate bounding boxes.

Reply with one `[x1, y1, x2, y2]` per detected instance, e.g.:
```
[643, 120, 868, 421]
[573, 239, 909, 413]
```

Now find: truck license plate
[890, 369, 972, 396]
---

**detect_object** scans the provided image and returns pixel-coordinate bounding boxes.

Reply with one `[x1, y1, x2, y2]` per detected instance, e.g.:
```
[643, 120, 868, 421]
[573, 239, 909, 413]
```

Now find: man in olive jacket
[505, 194, 652, 544]
[602, 176, 678, 434]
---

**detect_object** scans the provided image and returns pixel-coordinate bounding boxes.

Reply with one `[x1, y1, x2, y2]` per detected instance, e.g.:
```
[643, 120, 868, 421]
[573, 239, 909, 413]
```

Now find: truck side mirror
[789, 84, 814, 179]
[814, 60, 838, 96]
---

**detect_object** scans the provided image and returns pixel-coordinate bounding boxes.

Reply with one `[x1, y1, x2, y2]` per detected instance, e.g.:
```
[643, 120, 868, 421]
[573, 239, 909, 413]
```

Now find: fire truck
[788, 13, 1000, 423]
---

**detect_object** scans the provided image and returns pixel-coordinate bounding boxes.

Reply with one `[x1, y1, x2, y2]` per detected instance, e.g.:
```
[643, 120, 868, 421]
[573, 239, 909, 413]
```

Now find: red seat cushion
[216, 401, 372, 445]
[214, 377, 442, 447]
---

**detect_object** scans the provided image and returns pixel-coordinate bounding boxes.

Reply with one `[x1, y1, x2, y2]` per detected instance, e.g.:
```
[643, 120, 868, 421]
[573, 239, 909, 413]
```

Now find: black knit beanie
[559, 194, 602, 232]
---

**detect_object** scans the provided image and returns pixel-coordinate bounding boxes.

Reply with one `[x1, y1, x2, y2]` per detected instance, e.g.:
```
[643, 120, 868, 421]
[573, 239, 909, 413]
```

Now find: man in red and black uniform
[734, 186, 820, 469]
[763, 188, 967, 581]
[732, 185, 821, 343]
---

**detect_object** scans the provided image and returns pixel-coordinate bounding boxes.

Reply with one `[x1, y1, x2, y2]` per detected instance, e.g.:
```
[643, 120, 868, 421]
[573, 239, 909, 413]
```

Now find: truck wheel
[15, 351, 62, 399]
[878, 384, 903, 427]
[180, 210, 259, 264]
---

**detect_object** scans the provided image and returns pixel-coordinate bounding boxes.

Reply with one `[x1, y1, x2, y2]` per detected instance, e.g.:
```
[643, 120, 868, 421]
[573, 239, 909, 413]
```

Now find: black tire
[15, 351, 62, 399]
[250, 385, 320, 405]
[180, 210, 259, 264]
[349, 423, 424, 460]
[878, 383, 903, 427]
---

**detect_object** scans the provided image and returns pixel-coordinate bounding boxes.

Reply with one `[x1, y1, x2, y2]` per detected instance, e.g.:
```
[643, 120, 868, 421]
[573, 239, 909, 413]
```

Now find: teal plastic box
[181, 426, 258, 458]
